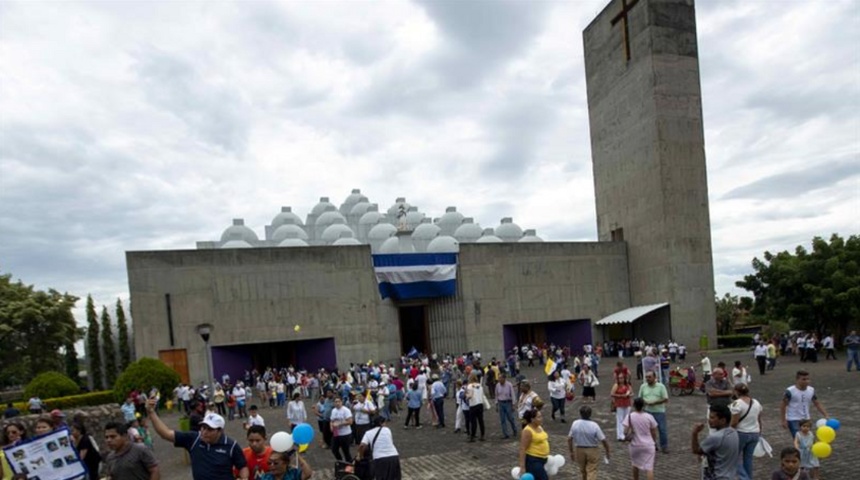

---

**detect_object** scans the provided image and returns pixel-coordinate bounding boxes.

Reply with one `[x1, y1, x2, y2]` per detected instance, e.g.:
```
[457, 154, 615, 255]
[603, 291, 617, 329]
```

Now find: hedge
[12, 391, 116, 412]
[718, 334, 755, 348]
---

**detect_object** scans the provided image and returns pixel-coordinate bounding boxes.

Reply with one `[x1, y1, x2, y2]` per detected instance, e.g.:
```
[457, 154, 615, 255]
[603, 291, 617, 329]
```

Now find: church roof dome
[427, 235, 459, 253]
[321, 224, 355, 244]
[438, 207, 464, 235]
[271, 206, 303, 228]
[453, 218, 482, 243]
[220, 219, 258, 243]
[359, 206, 386, 225]
[316, 207, 347, 227]
[368, 223, 397, 240]
[311, 197, 336, 216]
[333, 236, 363, 246]
[495, 217, 523, 242]
[220, 239, 252, 249]
[272, 224, 309, 242]
[403, 207, 425, 229]
[340, 189, 369, 215]
[476, 228, 503, 243]
[378, 236, 402, 253]
[412, 220, 441, 240]
[350, 201, 374, 216]
[278, 238, 309, 247]
[519, 229, 544, 243]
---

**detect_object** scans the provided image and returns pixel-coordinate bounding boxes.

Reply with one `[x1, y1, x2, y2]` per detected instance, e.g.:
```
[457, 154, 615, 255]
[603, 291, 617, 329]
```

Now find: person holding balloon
[517, 408, 550, 480]
[260, 449, 313, 480]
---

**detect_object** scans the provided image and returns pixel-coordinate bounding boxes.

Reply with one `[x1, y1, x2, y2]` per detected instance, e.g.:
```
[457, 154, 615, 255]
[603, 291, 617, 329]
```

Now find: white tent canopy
[595, 303, 669, 326]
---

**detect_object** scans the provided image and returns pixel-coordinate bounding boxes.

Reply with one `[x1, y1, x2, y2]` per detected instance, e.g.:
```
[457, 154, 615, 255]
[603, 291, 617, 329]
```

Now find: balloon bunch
[510, 455, 566, 479]
[812, 418, 840, 459]
[270, 423, 315, 459]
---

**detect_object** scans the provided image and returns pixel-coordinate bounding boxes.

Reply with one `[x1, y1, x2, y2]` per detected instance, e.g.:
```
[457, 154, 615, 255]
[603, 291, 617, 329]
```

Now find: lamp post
[196, 323, 214, 392]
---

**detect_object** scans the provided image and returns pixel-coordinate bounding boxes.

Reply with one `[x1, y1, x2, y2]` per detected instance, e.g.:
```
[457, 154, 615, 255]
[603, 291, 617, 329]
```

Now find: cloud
[722, 158, 859, 200]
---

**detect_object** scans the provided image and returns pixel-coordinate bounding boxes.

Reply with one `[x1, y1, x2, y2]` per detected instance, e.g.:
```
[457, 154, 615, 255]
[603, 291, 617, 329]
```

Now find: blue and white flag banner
[372, 253, 458, 300]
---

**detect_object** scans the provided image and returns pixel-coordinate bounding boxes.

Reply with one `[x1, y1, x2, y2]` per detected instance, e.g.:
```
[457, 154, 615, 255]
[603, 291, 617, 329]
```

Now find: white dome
[272, 224, 309, 242]
[368, 223, 397, 240]
[519, 229, 544, 243]
[220, 239, 252, 249]
[453, 218, 482, 243]
[340, 189, 369, 215]
[316, 208, 347, 227]
[404, 207, 425, 229]
[350, 202, 374, 216]
[278, 238, 309, 247]
[378, 236, 401, 253]
[220, 219, 258, 243]
[387, 197, 411, 219]
[495, 217, 524, 242]
[427, 235, 459, 253]
[476, 228, 503, 243]
[311, 197, 336, 216]
[271, 206, 303, 228]
[333, 237, 363, 246]
[359, 209, 386, 226]
[412, 221, 441, 240]
[321, 224, 355, 243]
[438, 207, 465, 236]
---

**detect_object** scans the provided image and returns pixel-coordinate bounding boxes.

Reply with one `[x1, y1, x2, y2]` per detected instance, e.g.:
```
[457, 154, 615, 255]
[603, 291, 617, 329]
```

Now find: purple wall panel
[297, 338, 337, 371]
[503, 326, 517, 354]
[545, 319, 592, 356]
[212, 346, 252, 384]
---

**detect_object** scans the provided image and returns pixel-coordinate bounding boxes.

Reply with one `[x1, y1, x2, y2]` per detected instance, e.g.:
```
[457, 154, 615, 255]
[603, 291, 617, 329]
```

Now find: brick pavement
[151, 351, 858, 479]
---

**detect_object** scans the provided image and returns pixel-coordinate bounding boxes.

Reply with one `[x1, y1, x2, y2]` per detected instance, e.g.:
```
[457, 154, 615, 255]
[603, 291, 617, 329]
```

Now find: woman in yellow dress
[518, 408, 549, 480]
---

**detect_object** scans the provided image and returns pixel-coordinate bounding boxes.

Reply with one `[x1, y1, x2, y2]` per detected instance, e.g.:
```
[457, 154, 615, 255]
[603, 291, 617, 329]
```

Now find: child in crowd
[772, 446, 810, 480]
[793, 420, 819, 480]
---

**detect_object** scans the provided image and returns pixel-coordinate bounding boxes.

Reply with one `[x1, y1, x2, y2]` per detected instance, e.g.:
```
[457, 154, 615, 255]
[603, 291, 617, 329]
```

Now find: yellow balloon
[294, 325, 301, 332]
[816, 425, 836, 443]
[811, 441, 832, 459]
[298, 443, 309, 453]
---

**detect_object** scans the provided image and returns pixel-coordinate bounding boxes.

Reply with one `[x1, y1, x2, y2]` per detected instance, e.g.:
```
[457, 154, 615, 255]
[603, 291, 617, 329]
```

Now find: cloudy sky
[1, 0, 857, 325]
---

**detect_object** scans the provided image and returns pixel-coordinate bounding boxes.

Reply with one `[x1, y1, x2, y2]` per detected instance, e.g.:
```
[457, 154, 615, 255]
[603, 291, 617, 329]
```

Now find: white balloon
[545, 456, 557, 469]
[270, 431, 294, 453]
[553, 454, 566, 468]
[511, 467, 521, 479]
[815, 418, 828, 428]
[546, 465, 559, 477]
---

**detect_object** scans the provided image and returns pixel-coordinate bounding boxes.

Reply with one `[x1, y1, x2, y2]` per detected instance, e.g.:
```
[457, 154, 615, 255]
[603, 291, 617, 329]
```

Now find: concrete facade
[584, 0, 716, 347]
[127, 242, 629, 384]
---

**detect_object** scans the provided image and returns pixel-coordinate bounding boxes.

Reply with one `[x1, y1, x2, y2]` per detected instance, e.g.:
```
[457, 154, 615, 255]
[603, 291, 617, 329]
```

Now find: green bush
[718, 334, 755, 349]
[12, 391, 116, 412]
[24, 371, 80, 400]
[113, 357, 180, 403]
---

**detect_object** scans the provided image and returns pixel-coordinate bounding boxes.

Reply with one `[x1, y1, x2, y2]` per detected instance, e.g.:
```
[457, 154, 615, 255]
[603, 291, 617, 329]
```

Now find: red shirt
[234, 446, 272, 478]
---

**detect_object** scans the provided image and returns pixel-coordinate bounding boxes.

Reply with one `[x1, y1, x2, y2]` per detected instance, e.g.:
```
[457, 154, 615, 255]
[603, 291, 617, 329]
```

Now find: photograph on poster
[0, 427, 86, 480]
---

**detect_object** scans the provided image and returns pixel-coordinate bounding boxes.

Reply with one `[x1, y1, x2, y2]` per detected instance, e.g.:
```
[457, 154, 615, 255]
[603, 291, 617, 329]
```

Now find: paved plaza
[152, 351, 858, 479]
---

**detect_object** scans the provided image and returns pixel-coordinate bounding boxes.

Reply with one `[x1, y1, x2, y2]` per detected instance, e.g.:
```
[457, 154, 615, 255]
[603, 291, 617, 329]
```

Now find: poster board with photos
[1, 427, 86, 480]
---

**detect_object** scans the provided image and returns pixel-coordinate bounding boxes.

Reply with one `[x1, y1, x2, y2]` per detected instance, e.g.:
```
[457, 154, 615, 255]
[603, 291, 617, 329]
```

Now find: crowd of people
[1, 332, 854, 480]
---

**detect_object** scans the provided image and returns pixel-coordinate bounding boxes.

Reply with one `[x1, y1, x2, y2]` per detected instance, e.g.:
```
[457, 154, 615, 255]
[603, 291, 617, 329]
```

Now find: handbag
[590, 374, 599, 387]
[483, 394, 492, 411]
[753, 436, 773, 458]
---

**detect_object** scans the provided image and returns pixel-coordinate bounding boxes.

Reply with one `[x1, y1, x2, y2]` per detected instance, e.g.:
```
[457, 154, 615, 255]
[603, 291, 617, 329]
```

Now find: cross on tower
[611, 0, 640, 62]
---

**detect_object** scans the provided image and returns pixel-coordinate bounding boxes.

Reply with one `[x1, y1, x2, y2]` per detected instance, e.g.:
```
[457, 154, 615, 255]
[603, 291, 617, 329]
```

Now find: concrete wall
[128, 242, 630, 382]
[456, 242, 630, 359]
[584, 0, 716, 348]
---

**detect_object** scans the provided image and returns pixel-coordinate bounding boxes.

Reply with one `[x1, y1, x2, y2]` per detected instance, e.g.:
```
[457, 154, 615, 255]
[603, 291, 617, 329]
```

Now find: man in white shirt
[754, 342, 768, 375]
[822, 334, 836, 360]
[567, 406, 611, 480]
[330, 397, 354, 462]
[780, 370, 829, 440]
[233, 383, 247, 418]
[352, 393, 376, 446]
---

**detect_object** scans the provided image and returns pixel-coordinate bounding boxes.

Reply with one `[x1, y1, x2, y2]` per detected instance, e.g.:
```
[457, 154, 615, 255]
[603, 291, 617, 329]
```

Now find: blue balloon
[292, 423, 314, 445]
[826, 418, 840, 431]
[521, 474, 535, 480]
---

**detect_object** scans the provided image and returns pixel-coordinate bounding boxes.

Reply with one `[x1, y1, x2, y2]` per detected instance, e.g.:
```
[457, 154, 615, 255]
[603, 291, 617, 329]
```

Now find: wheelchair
[334, 459, 371, 480]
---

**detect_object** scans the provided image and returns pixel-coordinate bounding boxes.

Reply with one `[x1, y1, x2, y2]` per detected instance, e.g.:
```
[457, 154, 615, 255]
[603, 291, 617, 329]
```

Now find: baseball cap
[50, 409, 66, 418]
[201, 413, 225, 430]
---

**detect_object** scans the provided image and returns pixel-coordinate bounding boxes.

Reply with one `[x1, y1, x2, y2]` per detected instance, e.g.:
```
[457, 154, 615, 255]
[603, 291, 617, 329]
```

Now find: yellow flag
[544, 358, 556, 376]
[366, 388, 371, 402]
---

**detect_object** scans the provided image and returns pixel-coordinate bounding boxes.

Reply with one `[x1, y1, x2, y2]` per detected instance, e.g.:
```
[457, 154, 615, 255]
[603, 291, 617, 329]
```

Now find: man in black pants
[329, 397, 354, 462]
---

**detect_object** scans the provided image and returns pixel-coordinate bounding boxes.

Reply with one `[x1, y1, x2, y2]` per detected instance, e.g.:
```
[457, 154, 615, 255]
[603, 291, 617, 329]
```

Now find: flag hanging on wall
[372, 253, 457, 301]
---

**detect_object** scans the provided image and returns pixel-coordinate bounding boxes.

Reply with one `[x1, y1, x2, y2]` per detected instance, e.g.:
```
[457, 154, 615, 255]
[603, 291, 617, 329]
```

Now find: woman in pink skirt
[622, 397, 658, 480]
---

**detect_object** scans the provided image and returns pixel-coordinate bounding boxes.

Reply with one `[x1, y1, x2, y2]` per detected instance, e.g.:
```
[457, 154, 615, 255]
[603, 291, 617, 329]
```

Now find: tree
[113, 358, 180, 403]
[0, 270, 78, 387]
[85, 295, 102, 391]
[715, 293, 743, 335]
[116, 299, 131, 371]
[63, 340, 80, 385]
[25, 371, 80, 399]
[736, 234, 860, 336]
[101, 306, 117, 388]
